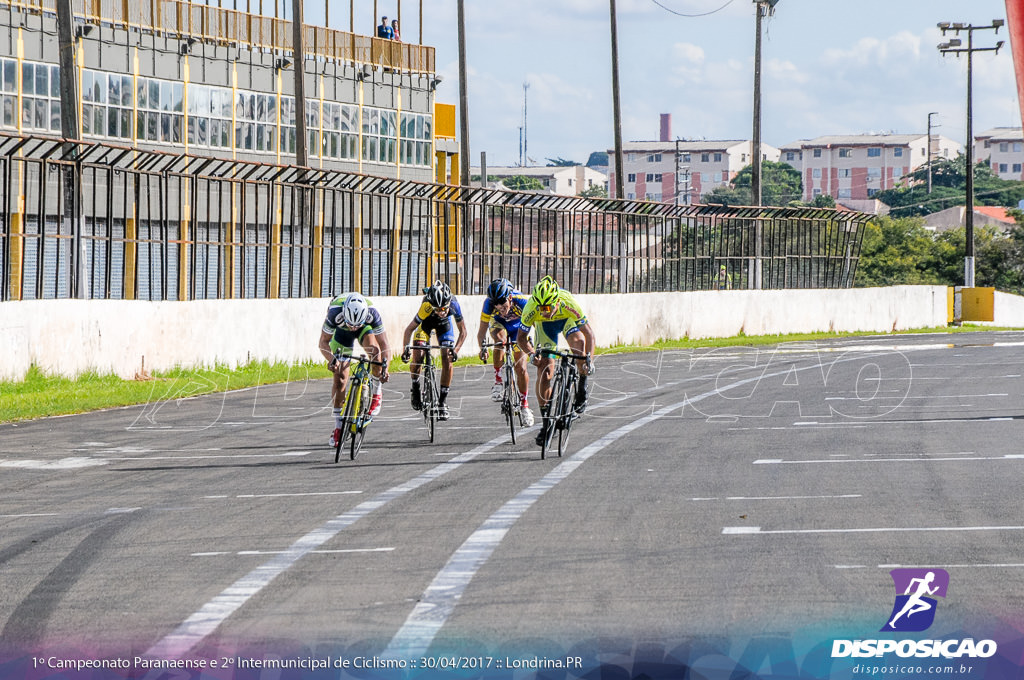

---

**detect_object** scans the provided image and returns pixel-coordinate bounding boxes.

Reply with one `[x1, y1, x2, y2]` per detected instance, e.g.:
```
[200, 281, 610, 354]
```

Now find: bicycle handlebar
[537, 347, 591, 362]
[333, 351, 388, 367]
[404, 344, 453, 351]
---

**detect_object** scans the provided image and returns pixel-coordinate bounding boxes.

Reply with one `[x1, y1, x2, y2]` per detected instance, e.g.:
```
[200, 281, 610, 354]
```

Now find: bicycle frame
[482, 341, 525, 444]
[537, 347, 589, 459]
[406, 343, 449, 443]
[333, 352, 384, 463]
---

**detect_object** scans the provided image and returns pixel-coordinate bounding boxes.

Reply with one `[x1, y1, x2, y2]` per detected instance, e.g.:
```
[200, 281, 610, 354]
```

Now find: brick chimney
[660, 113, 671, 142]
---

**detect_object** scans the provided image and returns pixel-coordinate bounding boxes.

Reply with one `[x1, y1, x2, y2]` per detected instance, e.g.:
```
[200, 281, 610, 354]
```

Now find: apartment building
[1, 0, 441, 181]
[781, 134, 961, 202]
[608, 140, 779, 203]
[975, 127, 1024, 181]
[473, 165, 607, 196]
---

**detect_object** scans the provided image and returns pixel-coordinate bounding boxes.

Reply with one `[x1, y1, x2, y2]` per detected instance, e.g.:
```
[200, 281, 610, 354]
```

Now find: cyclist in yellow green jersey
[516, 276, 596, 446]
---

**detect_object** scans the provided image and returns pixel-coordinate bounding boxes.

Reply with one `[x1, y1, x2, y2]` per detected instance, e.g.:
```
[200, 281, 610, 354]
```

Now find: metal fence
[0, 133, 870, 302]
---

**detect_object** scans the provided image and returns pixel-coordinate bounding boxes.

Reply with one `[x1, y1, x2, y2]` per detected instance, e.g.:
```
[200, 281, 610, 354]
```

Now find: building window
[362, 107, 397, 164]
[399, 111, 432, 166]
[1000, 142, 1009, 152]
[646, 153, 661, 162]
[839, 148, 852, 158]
[813, 148, 822, 158]
[838, 168, 851, 178]
[701, 153, 710, 163]
[187, 83, 232, 149]
[136, 77, 183, 144]
[866, 167, 881, 181]
[682, 154, 691, 162]
[894, 147, 903, 157]
[654, 173, 662, 182]
[867, 147, 881, 157]
[645, 173, 654, 182]
[1015, 143, 1023, 152]
[81, 70, 132, 139]
[233, 91, 277, 153]
[812, 188, 821, 197]
[322, 101, 359, 160]
[838, 188, 851, 199]
[1014, 163, 1022, 173]
[627, 173, 636, 183]
[21, 61, 61, 133]
[1000, 163, 1009, 173]
[785, 151, 796, 161]
[0, 58, 14, 128]
[713, 153, 722, 162]
[867, 188, 880, 197]
[812, 168, 822, 179]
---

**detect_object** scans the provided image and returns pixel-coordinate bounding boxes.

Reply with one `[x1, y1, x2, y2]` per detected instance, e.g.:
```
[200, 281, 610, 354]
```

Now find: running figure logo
[881, 568, 949, 632]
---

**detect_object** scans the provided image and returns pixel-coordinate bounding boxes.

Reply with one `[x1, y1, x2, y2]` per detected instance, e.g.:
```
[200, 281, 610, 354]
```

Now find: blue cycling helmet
[486, 278, 514, 304]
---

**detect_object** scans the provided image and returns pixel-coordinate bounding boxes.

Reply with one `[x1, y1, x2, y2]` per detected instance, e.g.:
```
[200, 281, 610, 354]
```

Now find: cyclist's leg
[508, 324, 530, 405]
[566, 325, 589, 411]
[409, 326, 428, 411]
[360, 332, 385, 415]
[534, 320, 565, 411]
[488, 321, 507, 400]
[436, 325, 456, 418]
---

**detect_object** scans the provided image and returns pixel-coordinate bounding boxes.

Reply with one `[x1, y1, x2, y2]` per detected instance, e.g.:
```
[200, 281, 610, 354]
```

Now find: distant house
[974, 127, 1024, 181]
[923, 205, 1017, 233]
[473, 165, 607, 196]
[780, 133, 961, 202]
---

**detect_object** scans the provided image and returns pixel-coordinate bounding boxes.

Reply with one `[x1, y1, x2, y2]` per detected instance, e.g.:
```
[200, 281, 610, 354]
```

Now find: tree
[702, 161, 803, 206]
[877, 153, 1024, 217]
[579, 184, 608, 198]
[854, 216, 950, 287]
[502, 175, 544, 191]
[545, 157, 578, 167]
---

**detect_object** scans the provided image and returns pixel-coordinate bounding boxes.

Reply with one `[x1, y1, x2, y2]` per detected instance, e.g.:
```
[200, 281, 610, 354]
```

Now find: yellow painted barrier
[961, 287, 995, 322]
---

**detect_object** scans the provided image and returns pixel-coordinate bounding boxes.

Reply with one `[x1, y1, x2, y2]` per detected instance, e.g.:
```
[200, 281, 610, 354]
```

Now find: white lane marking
[383, 360, 805, 659]
[754, 454, 1024, 465]
[0, 513, 59, 518]
[191, 548, 394, 557]
[0, 457, 109, 470]
[233, 491, 363, 499]
[725, 525, 1024, 535]
[110, 451, 310, 461]
[144, 433, 516, 659]
[105, 507, 141, 514]
[690, 494, 862, 501]
[839, 563, 1024, 569]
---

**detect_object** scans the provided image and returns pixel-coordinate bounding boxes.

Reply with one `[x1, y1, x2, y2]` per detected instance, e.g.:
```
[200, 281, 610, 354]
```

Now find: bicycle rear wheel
[504, 363, 517, 444]
[350, 382, 370, 460]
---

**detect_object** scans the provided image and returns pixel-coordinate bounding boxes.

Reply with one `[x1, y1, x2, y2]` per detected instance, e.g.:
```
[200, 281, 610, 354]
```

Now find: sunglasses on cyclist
[537, 304, 558, 316]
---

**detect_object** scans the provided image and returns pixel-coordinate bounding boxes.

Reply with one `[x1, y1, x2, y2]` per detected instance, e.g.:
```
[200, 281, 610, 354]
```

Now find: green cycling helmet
[531, 276, 559, 306]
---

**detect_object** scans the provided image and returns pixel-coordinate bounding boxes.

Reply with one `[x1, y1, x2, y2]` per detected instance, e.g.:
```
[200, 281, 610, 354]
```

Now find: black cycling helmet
[486, 278, 514, 304]
[424, 280, 452, 308]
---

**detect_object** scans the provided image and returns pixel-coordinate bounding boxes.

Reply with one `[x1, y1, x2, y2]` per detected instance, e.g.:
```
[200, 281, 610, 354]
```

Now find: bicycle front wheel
[350, 382, 370, 460]
[335, 379, 359, 464]
[504, 363, 517, 444]
[422, 365, 436, 443]
[556, 371, 579, 458]
[541, 369, 565, 460]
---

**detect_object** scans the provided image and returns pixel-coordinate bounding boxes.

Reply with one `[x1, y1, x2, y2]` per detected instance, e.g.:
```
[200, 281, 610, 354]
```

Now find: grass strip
[0, 324, 1015, 424]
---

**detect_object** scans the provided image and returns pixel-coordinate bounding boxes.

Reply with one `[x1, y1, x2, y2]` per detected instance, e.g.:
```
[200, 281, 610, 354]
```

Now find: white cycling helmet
[341, 293, 371, 328]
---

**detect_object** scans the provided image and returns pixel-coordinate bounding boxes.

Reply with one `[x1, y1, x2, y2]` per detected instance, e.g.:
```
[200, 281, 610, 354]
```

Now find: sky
[308, 0, 1021, 168]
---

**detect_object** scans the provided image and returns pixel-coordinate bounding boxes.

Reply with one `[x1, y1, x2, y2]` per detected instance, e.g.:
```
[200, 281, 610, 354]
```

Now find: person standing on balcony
[391, 19, 401, 41]
[377, 16, 393, 39]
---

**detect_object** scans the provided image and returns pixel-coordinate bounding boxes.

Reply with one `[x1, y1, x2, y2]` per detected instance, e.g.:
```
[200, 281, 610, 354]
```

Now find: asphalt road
[3, 331, 1024, 667]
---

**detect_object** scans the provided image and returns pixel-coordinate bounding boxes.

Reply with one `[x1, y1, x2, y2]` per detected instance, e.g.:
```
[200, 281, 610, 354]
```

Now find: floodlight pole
[939, 19, 1004, 288]
[927, 111, 938, 194]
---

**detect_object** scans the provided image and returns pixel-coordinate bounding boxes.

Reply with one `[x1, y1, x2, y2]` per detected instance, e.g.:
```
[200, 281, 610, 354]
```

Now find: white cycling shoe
[490, 382, 504, 402]
[520, 406, 535, 427]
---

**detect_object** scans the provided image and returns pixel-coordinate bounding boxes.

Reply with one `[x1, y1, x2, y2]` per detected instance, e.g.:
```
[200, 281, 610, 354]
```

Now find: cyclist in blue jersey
[318, 292, 391, 448]
[476, 278, 535, 427]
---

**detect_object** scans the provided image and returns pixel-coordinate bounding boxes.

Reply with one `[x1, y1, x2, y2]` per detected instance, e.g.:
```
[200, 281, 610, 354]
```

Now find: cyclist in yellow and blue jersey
[476, 278, 535, 427]
[401, 280, 468, 421]
[516, 276, 596, 445]
[318, 292, 391, 448]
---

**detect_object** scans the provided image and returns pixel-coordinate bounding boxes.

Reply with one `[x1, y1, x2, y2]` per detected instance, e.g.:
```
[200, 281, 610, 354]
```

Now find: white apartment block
[607, 140, 780, 203]
[474, 165, 608, 196]
[975, 127, 1024, 181]
[781, 134, 961, 202]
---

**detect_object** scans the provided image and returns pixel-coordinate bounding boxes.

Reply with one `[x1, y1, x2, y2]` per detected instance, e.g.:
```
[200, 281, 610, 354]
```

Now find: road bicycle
[481, 340, 527, 444]
[406, 343, 451, 443]
[334, 352, 386, 463]
[538, 348, 591, 460]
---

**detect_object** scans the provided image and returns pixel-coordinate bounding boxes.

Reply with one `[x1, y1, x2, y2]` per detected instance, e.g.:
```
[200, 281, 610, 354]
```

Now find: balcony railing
[11, 0, 435, 74]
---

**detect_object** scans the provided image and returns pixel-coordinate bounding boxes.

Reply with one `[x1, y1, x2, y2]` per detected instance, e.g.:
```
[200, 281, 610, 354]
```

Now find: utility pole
[457, 0, 470, 187]
[751, 0, 778, 291]
[609, 0, 624, 201]
[522, 82, 529, 166]
[291, 0, 307, 168]
[939, 19, 1004, 288]
[56, 0, 83, 297]
[927, 111, 939, 194]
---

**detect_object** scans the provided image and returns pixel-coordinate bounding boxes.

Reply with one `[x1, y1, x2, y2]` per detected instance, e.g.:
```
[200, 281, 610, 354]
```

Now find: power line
[650, 0, 737, 18]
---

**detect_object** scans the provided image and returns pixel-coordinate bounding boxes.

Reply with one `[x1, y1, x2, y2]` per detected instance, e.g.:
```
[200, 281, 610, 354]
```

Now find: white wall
[0, 285, 1011, 381]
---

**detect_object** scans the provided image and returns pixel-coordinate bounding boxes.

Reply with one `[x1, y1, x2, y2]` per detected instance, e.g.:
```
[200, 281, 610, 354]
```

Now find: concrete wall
[5, 285, 1023, 381]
